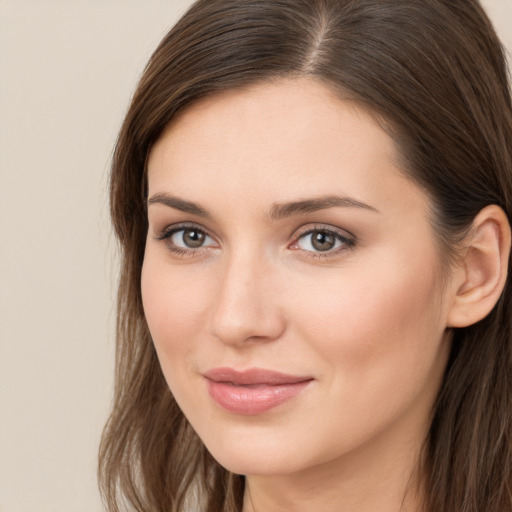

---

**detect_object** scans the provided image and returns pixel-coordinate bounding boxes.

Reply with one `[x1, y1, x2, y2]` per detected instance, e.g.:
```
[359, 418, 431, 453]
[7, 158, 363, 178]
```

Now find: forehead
[146, 77, 428, 217]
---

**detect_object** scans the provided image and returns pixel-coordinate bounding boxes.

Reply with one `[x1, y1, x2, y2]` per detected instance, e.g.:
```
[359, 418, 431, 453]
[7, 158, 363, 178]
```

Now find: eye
[291, 226, 355, 256]
[298, 230, 340, 252]
[171, 228, 214, 249]
[156, 224, 217, 254]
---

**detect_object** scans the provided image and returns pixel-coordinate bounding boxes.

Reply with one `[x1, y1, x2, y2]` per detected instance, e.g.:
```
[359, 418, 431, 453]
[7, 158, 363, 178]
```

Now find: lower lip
[206, 379, 312, 415]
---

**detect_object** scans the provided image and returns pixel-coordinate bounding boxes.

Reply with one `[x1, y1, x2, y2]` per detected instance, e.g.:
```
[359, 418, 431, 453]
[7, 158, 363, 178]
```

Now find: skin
[142, 78, 458, 512]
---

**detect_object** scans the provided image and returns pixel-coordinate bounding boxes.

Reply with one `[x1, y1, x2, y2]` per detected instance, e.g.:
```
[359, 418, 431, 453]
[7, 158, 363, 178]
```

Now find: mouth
[203, 367, 314, 415]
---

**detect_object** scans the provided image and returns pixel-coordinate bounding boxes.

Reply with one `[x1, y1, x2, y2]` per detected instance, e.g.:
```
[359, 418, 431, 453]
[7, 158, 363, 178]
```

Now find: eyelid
[288, 224, 356, 256]
[291, 223, 355, 240]
[154, 222, 213, 241]
[152, 221, 355, 258]
[154, 222, 219, 256]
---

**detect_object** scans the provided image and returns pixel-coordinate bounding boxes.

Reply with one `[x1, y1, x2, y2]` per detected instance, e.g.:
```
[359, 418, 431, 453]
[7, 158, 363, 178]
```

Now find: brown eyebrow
[147, 192, 378, 220]
[269, 195, 379, 220]
[147, 193, 211, 218]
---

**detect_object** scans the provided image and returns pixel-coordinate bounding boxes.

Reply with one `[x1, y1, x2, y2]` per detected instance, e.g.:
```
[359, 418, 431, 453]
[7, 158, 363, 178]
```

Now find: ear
[447, 205, 511, 328]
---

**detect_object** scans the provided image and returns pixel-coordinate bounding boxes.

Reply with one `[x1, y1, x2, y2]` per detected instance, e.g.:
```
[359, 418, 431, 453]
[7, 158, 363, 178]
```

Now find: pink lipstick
[203, 368, 313, 415]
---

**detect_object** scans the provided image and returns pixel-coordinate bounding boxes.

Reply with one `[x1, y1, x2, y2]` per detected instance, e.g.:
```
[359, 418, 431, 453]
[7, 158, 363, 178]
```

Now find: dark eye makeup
[288, 225, 356, 258]
[155, 223, 216, 255]
[154, 222, 356, 258]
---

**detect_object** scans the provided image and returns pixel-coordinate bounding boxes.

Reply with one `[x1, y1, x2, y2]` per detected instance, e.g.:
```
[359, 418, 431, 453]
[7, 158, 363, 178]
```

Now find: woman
[99, 1, 512, 511]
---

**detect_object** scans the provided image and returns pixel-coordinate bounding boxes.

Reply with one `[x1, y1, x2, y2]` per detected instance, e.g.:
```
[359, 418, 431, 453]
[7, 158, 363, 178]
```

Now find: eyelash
[155, 223, 356, 259]
[155, 223, 215, 257]
[290, 225, 356, 259]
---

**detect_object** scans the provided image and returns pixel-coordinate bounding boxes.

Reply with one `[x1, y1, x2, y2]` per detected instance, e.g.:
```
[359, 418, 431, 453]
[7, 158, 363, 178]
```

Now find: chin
[210, 449, 301, 476]
[197, 427, 317, 477]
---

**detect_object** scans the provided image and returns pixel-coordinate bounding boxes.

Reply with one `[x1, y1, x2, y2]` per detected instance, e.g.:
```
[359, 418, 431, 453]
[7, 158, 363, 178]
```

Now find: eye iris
[183, 229, 205, 248]
[311, 230, 336, 251]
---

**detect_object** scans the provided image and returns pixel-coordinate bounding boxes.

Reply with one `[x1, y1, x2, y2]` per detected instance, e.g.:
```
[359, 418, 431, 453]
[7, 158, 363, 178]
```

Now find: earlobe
[447, 205, 511, 328]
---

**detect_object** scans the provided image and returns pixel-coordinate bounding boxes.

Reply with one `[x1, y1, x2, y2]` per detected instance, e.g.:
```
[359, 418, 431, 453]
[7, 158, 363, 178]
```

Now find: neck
[242, 416, 427, 512]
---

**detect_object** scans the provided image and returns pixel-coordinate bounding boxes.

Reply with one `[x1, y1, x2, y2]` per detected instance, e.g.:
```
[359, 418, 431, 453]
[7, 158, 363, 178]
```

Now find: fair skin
[141, 78, 510, 512]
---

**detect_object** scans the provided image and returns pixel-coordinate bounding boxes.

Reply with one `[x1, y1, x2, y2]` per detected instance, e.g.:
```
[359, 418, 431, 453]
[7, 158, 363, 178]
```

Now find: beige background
[0, 1, 510, 511]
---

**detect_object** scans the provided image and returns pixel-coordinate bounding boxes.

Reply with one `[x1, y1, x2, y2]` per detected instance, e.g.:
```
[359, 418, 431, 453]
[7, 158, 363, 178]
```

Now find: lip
[203, 367, 313, 415]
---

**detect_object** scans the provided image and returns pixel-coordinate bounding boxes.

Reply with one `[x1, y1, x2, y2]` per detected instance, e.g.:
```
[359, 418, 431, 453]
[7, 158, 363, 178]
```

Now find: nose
[209, 251, 286, 347]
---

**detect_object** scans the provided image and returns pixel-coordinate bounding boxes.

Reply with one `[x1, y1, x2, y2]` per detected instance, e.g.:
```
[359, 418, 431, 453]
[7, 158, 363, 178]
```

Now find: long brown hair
[99, 1, 512, 511]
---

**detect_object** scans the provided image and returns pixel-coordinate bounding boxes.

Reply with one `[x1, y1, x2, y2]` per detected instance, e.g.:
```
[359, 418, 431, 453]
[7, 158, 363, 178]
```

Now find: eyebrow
[148, 192, 212, 218]
[268, 195, 379, 220]
[147, 192, 379, 219]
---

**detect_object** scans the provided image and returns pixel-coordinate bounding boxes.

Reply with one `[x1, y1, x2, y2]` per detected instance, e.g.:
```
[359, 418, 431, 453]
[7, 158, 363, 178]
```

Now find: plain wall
[0, 1, 510, 511]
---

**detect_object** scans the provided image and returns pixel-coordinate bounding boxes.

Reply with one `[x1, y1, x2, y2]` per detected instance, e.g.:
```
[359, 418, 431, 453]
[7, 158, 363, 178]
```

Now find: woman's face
[142, 78, 453, 477]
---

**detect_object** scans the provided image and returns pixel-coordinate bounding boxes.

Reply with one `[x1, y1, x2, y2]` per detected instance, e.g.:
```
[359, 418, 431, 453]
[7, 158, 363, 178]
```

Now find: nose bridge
[210, 245, 284, 346]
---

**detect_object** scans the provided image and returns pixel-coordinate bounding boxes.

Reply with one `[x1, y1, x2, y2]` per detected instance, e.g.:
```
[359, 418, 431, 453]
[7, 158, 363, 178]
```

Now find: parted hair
[99, 1, 512, 511]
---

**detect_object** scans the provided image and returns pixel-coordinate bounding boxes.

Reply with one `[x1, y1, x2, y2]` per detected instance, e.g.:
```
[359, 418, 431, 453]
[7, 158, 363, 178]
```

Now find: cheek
[278, 254, 449, 460]
[288, 254, 446, 384]
[141, 252, 220, 422]
[141, 252, 213, 364]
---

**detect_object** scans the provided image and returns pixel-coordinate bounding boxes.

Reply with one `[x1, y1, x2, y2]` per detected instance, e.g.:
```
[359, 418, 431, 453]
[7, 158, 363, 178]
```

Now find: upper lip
[203, 367, 313, 386]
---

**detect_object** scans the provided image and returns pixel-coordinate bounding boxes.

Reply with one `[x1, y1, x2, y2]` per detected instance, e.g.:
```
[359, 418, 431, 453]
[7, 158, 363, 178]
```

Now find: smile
[203, 368, 314, 415]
